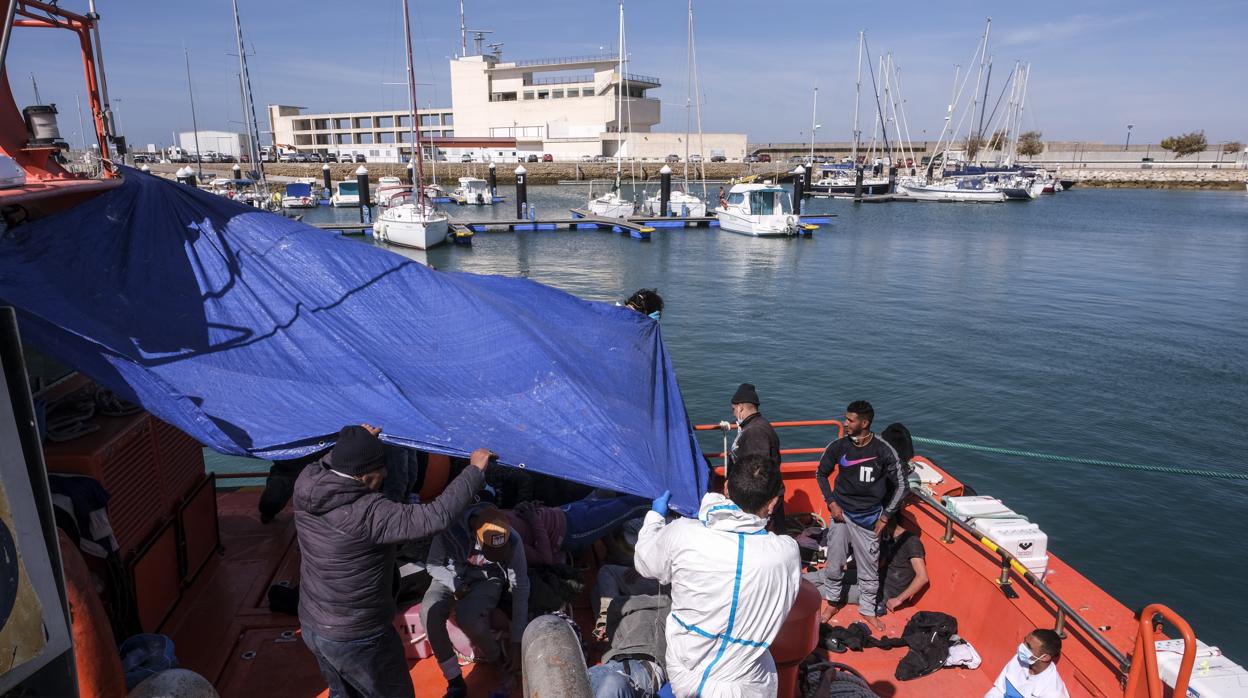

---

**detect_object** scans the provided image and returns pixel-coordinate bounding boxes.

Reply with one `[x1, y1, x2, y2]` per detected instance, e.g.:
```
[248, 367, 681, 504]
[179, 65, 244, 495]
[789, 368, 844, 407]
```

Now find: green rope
[911, 436, 1248, 482]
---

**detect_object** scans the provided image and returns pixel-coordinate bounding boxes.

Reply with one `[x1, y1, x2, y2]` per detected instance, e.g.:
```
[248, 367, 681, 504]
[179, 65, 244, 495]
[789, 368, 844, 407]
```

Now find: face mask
[1017, 643, 1037, 667]
[648, 310, 661, 321]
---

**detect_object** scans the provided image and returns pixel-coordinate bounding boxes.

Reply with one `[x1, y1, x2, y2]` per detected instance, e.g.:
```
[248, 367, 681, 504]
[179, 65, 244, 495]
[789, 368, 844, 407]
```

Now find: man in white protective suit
[635, 453, 801, 698]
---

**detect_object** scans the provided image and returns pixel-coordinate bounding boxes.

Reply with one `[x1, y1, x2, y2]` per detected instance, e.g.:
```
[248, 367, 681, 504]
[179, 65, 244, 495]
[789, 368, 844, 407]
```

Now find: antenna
[465, 29, 493, 56]
[459, 0, 467, 56]
[487, 42, 503, 58]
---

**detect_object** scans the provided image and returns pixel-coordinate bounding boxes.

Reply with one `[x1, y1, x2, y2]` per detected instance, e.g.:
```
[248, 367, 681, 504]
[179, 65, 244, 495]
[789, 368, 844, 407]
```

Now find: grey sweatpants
[815, 518, 881, 617]
[420, 576, 504, 676]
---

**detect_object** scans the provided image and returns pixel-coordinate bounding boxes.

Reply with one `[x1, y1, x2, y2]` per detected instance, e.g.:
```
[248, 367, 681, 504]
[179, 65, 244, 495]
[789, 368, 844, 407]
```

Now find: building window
[314, 119, 329, 130]
[443, 130, 454, 138]
[537, 90, 549, 99]
[584, 88, 596, 97]
[334, 118, 351, 130]
[399, 131, 413, 143]
[379, 132, 396, 143]
[370, 149, 380, 157]
[336, 133, 351, 144]
[355, 116, 372, 129]
[397, 115, 410, 127]
[357, 133, 374, 144]
[377, 116, 394, 128]
[315, 134, 330, 144]
[420, 114, 438, 126]
[552, 89, 564, 99]
[294, 119, 311, 131]
[443, 114, 453, 126]
[523, 91, 534, 100]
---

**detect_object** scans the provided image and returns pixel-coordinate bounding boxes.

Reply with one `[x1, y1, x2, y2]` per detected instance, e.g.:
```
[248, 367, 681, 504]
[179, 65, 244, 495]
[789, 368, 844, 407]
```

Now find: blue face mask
[1017, 642, 1038, 667]
[648, 310, 661, 321]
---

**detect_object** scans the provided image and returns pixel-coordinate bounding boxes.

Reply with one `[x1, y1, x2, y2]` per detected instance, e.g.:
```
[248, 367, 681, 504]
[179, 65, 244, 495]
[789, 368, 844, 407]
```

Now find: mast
[459, 0, 467, 56]
[184, 49, 203, 181]
[614, 1, 624, 186]
[969, 18, 991, 161]
[808, 85, 818, 165]
[402, 0, 426, 204]
[231, 0, 266, 194]
[683, 0, 691, 186]
[851, 31, 863, 164]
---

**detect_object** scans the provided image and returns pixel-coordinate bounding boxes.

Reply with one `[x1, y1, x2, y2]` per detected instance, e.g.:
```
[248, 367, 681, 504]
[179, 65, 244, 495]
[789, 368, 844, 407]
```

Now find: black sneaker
[444, 677, 468, 698]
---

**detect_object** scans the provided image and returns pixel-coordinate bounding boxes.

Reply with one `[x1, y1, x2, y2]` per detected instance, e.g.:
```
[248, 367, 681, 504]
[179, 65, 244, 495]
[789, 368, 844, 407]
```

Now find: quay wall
[147, 163, 1246, 190]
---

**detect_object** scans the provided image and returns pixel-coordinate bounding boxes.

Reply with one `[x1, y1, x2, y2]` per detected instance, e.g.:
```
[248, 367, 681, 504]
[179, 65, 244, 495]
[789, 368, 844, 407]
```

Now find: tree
[1160, 131, 1207, 158]
[987, 130, 1008, 151]
[964, 135, 984, 160]
[1017, 131, 1044, 158]
[1223, 141, 1243, 154]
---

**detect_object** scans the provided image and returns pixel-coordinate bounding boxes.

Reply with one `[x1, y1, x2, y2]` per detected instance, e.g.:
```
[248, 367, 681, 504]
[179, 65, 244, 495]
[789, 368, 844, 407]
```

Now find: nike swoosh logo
[839, 455, 876, 467]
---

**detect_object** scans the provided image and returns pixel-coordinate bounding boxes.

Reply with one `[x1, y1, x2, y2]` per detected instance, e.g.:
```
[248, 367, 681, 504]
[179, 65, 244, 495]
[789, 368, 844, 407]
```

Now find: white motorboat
[373, 199, 450, 250]
[714, 183, 802, 236]
[451, 177, 492, 205]
[375, 176, 411, 208]
[644, 188, 706, 217]
[895, 177, 1005, 202]
[280, 181, 316, 208]
[330, 181, 360, 207]
[425, 183, 448, 200]
[585, 3, 637, 219]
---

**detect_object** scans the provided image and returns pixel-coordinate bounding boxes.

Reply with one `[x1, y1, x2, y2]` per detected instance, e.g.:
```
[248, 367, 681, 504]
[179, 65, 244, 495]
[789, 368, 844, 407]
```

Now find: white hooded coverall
[635, 493, 801, 698]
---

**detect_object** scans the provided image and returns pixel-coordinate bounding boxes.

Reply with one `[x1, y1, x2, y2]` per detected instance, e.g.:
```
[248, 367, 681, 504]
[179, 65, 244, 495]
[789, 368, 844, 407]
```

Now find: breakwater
[1055, 168, 1245, 190]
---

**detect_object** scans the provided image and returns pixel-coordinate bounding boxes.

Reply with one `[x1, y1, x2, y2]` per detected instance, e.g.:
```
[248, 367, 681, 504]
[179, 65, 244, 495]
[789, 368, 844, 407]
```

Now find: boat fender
[520, 614, 591, 698]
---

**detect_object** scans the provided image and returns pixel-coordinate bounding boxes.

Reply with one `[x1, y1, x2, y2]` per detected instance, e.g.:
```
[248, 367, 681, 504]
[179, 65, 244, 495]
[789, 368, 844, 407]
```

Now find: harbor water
[214, 186, 1248, 658]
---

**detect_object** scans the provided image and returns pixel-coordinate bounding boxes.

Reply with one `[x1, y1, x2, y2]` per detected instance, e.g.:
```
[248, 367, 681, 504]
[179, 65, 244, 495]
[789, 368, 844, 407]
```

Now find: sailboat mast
[683, 0, 691, 185]
[614, 1, 623, 181]
[851, 31, 863, 164]
[403, 0, 426, 202]
[231, 0, 265, 193]
[184, 49, 204, 181]
[808, 86, 818, 164]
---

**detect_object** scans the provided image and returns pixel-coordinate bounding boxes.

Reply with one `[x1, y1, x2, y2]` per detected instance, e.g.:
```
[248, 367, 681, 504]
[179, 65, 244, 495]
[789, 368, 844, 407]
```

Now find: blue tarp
[0, 169, 708, 513]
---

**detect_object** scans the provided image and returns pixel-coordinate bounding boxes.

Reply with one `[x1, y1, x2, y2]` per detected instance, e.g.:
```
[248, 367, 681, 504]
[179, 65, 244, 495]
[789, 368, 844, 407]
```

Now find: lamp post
[1124, 124, 1133, 151]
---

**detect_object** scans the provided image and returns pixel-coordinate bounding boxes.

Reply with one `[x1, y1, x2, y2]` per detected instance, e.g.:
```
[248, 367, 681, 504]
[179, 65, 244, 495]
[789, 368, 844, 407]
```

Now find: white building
[266, 48, 746, 162]
[178, 130, 250, 159]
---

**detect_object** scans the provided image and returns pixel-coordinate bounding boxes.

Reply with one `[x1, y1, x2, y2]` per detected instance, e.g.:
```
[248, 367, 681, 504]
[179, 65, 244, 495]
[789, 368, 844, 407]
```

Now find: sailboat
[809, 33, 889, 197]
[644, 0, 706, 218]
[373, 0, 450, 250]
[587, 2, 636, 219]
[229, 0, 273, 209]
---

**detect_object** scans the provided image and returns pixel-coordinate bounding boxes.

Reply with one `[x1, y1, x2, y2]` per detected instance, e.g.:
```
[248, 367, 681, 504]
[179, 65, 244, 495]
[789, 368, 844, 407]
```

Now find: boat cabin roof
[727, 183, 785, 194]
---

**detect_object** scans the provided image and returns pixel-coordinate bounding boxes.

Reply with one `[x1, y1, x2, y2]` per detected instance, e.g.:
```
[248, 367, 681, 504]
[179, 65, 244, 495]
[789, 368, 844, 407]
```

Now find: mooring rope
[911, 436, 1248, 482]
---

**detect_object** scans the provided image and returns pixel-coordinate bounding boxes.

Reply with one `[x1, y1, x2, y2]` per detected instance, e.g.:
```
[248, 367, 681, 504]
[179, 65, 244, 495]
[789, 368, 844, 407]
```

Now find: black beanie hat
[330, 425, 386, 476]
[731, 383, 760, 405]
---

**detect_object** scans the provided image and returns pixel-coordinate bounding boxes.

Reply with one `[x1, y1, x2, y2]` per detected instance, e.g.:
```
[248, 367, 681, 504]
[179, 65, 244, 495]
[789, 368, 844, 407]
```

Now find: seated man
[985, 628, 1069, 698]
[810, 512, 928, 617]
[635, 453, 801, 697]
[422, 503, 530, 698]
[587, 594, 672, 698]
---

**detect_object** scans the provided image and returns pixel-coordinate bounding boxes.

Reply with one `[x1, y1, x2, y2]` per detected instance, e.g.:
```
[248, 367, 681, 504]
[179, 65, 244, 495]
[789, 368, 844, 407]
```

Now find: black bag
[894, 611, 958, 681]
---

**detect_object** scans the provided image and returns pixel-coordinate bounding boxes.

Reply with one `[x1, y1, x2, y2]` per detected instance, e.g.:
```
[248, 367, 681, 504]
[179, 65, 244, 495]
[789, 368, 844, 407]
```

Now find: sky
[5, 0, 1246, 149]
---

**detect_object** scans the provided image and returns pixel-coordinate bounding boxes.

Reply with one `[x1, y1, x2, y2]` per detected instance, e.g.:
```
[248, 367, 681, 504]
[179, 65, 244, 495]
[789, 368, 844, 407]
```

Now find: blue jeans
[301, 626, 413, 698]
[561, 496, 649, 555]
[588, 658, 663, 698]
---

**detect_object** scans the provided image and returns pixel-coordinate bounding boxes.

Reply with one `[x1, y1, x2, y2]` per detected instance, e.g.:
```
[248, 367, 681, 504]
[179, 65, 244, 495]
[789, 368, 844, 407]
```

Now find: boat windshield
[749, 190, 791, 215]
[339, 182, 359, 195]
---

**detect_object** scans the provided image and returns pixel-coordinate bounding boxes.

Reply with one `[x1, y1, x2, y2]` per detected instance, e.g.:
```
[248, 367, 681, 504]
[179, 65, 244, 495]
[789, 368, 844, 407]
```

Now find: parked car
[306, 153, 322, 163]
[354, 154, 367, 163]
[788, 155, 805, 163]
[292, 153, 309, 163]
[665, 154, 679, 163]
[580, 155, 593, 162]
[711, 154, 727, 162]
[325, 153, 338, 163]
[278, 152, 295, 163]
[461, 154, 474, 163]
[743, 155, 759, 163]
[758, 153, 771, 162]
[542, 153, 553, 162]
[592, 155, 609, 162]
[526, 154, 539, 162]
[689, 154, 703, 163]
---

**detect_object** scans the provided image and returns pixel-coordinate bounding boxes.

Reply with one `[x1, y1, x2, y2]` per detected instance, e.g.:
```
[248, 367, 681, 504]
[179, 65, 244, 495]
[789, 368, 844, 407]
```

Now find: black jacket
[293, 455, 484, 641]
[729, 413, 781, 470]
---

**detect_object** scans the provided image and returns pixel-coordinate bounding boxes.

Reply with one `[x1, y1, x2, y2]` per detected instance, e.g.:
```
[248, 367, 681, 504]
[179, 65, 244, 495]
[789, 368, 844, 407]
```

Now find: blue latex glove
[651, 490, 671, 516]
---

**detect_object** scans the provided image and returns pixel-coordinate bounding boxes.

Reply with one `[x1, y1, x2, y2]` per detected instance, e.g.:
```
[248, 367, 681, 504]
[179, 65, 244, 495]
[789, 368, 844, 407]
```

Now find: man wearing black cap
[729, 383, 784, 531]
[294, 424, 495, 698]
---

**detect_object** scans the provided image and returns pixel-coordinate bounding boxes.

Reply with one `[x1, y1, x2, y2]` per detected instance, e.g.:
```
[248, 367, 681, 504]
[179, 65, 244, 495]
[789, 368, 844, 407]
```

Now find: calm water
[227, 186, 1248, 657]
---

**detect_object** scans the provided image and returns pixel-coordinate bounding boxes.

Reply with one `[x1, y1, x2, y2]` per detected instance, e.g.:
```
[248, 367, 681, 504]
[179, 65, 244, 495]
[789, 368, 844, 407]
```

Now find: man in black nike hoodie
[294, 424, 493, 698]
[814, 401, 906, 631]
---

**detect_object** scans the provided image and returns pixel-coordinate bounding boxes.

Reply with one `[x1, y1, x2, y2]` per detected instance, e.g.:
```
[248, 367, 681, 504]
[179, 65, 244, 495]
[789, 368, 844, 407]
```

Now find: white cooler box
[1155, 638, 1248, 698]
[944, 496, 1049, 577]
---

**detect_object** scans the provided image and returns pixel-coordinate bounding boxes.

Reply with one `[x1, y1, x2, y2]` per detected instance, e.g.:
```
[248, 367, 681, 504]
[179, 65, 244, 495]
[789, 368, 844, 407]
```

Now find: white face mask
[1017, 642, 1039, 667]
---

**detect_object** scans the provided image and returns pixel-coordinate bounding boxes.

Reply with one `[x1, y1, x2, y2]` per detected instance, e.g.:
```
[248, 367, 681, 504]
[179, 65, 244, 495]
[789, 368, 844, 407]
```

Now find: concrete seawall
[148, 162, 1247, 190]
